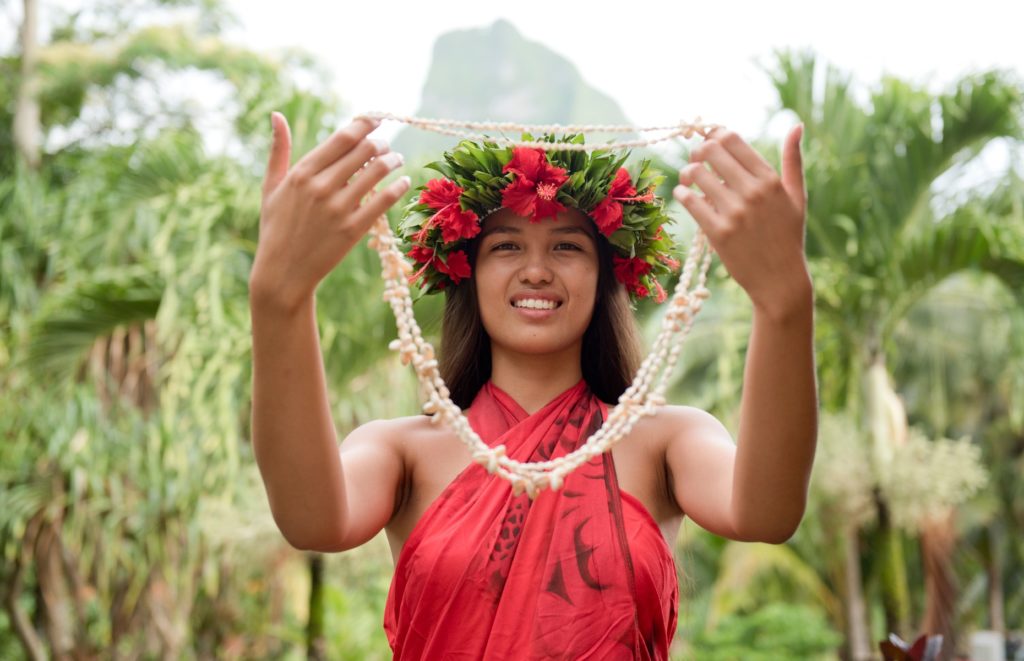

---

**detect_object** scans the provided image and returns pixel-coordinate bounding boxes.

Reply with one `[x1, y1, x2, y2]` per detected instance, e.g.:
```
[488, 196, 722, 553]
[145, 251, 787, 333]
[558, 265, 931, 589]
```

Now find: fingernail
[381, 152, 404, 168]
[397, 175, 411, 190]
[370, 138, 389, 154]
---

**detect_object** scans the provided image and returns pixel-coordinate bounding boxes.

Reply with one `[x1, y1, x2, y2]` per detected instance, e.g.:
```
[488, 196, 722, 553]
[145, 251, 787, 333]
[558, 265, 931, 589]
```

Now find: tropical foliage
[2, 4, 1022, 660]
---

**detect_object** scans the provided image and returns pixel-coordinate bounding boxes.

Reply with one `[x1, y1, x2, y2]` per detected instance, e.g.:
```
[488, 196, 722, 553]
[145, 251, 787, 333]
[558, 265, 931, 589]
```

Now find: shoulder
[341, 414, 437, 443]
[643, 403, 733, 491]
[598, 401, 732, 456]
[627, 404, 734, 449]
[651, 405, 739, 535]
[340, 414, 455, 458]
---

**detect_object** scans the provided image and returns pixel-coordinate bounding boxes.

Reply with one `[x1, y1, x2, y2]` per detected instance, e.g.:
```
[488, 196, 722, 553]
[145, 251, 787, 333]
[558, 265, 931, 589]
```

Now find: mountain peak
[392, 20, 632, 163]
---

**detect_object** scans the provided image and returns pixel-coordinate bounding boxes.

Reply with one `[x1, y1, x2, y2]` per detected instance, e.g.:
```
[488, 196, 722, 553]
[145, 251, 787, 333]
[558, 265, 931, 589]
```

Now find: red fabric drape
[384, 379, 678, 659]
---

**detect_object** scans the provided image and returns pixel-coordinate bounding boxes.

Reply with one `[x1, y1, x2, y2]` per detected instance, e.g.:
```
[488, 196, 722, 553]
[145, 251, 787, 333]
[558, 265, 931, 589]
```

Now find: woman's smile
[510, 292, 563, 318]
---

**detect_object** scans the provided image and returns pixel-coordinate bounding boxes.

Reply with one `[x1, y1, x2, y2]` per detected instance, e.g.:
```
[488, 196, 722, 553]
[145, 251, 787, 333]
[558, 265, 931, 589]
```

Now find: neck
[489, 345, 584, 415]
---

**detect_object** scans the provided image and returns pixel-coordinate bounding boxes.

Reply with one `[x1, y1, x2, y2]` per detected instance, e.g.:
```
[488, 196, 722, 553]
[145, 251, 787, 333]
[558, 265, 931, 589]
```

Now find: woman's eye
[491, 242, 518, 251]
[555, 242, 583, 251]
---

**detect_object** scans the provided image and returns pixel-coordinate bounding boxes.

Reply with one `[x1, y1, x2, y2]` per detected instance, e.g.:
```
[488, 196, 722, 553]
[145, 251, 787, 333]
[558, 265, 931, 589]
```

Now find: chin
[490, 328, 585, 359]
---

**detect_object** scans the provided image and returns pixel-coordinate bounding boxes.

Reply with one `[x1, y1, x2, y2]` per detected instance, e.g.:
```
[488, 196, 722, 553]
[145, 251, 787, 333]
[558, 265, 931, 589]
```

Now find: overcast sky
[223, 0, 1023, 145]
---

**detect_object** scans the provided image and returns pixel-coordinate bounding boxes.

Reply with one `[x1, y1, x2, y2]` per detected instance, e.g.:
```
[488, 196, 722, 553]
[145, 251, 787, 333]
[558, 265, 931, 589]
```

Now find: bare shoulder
[339, 414, 464, 495]
[645, 404, 739, 537]
[622, 404, 734, 453]
[651, 404, 735, 445]
[653, 404, 737, 480]
[331, 415, 455, 551]
[340, 414, 445, 453]
[354, 414, 472, 550]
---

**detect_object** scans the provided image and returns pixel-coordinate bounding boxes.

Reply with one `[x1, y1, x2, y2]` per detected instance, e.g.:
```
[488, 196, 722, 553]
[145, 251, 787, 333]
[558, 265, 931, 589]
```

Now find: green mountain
[392, 19, 637, 165]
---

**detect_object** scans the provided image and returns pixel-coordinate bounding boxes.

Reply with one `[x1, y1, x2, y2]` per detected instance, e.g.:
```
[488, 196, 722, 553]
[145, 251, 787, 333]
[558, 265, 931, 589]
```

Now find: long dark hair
[439, 233, 643, 409]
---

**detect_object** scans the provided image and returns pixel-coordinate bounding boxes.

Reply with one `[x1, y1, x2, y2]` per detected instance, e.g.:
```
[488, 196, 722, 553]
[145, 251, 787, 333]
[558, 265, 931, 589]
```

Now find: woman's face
[473, 208, 599, 360]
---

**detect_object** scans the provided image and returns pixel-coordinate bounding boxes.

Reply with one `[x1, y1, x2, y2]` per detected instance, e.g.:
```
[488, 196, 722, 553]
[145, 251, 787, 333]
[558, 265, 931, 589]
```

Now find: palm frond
[707, 541, 843, 628]
[23, 265, 163, 384]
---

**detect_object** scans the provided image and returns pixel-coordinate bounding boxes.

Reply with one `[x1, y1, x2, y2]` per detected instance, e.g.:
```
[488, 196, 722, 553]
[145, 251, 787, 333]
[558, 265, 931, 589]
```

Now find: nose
[517, 252, 554, 285]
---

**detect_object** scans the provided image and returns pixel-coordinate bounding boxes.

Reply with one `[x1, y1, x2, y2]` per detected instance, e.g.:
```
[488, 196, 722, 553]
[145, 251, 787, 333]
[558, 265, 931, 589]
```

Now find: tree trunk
[14, 0, 41, 169]
[865, 357, 912, 639]
[4, 515, 47, 661]
[920, 508, 958, 661]
[877, 496, 911, 639]
[35, 520, 75, 660]
[986, 522, 1005, 633]
[306, 553, 326, 661]
[843, 523, 873, 661]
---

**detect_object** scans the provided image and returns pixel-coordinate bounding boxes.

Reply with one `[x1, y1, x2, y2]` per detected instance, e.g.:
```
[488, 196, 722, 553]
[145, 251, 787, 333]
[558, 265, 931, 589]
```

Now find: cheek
[473, 264, 505, 321]
[573, 264, 600, 308]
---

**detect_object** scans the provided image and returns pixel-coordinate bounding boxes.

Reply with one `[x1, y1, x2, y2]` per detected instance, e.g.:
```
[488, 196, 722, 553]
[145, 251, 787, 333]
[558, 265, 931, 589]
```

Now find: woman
[250, 113, 818, 659]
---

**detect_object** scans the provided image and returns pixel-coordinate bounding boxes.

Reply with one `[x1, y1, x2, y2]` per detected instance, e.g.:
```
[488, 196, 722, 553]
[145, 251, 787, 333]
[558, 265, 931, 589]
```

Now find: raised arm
[667, 125, 818, 544]
[249, 113, 410, 551]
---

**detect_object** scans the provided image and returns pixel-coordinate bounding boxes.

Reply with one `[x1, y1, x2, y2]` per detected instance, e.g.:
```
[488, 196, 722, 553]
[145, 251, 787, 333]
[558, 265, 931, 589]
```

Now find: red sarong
[384, 379, 679, 659]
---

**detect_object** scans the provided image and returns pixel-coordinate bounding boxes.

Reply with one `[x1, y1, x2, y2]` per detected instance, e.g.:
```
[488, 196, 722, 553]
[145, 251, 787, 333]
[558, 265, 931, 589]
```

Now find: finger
[781, 124, 806, 208]
[704, 127, 776, 179]
[315, 136, 389, 191]
[299, 116, 381, 175]
[262, 111, 292, 197]
[673, 184, 723, 237]
[348, 176, 413, 230]
[333, 152, 405, 210]
[690, 138, 758, 195]
[679, 163, 740, 216]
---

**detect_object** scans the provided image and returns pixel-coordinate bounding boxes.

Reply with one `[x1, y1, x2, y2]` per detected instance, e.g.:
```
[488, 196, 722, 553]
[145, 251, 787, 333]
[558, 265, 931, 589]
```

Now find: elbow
[732, 509, 805, 545]
[754, 525, 799, 545]
[283, 530, 348, 553]
[276, 520, 349, 553]
[734, 522, 800, 545]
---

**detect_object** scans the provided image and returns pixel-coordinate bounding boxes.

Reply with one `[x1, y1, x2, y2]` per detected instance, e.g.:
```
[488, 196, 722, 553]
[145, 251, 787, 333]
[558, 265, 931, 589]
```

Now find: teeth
[513, 298, 558, 310]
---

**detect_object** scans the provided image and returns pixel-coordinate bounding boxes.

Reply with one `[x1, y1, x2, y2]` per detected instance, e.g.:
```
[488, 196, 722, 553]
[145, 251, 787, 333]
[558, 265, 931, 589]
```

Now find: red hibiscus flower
[419, 178, 462, 209]
[435, 205, 480, 243]
[418, 178, 480, 243]
[407, 246, 472, 286]
[612, 255, 653, 299]
[406, 245, 437, 284]
[590, 168, 655, 236]
[436, 250, 471, 284]
[501, 147, 569, 222]
[407, 245, 435, 264]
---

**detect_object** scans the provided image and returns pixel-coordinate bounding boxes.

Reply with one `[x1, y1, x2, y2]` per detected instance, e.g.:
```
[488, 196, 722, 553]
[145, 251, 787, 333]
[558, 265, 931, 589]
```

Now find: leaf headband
[397, 133, 681, 302]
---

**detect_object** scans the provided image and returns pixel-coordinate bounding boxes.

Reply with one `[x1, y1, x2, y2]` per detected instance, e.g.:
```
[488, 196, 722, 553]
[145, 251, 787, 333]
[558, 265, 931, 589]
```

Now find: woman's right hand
[250, 112, 410, 310]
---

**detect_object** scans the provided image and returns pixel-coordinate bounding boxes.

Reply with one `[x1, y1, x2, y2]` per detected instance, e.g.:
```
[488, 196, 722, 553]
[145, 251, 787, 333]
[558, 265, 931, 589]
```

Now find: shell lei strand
[364, 115, 717, 498]
[357, 112, 720, 151]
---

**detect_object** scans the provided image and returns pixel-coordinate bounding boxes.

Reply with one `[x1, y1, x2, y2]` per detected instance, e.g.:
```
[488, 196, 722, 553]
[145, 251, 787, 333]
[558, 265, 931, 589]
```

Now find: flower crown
[397, 133, 680, 302]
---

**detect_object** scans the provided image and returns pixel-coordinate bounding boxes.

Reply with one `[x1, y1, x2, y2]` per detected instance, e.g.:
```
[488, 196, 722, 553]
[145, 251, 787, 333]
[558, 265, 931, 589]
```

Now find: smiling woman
[440, 207, 642, 411]
[249, 114, 818, 660]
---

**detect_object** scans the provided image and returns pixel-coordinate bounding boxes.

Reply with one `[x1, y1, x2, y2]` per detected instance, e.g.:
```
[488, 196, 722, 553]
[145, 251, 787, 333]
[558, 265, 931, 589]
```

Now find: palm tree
[890, 195, 1024, 643]
[0, 4, 423, 656]
[767, 51, 1024, 658]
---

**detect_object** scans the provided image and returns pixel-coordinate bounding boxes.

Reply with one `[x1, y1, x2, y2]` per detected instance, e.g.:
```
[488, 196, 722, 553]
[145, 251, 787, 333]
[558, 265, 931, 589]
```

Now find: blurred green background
[2, 1, 1023, 659]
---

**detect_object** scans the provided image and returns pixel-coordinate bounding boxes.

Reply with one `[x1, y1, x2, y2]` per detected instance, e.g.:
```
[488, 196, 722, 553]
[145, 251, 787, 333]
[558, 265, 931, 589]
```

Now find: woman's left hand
[673, 125, 811, 320]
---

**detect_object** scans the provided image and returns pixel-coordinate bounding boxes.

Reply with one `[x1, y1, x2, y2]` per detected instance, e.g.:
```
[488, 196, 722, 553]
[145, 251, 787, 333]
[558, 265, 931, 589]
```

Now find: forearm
[250, 289, 347, 550]
[731, 275, 818, 543]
